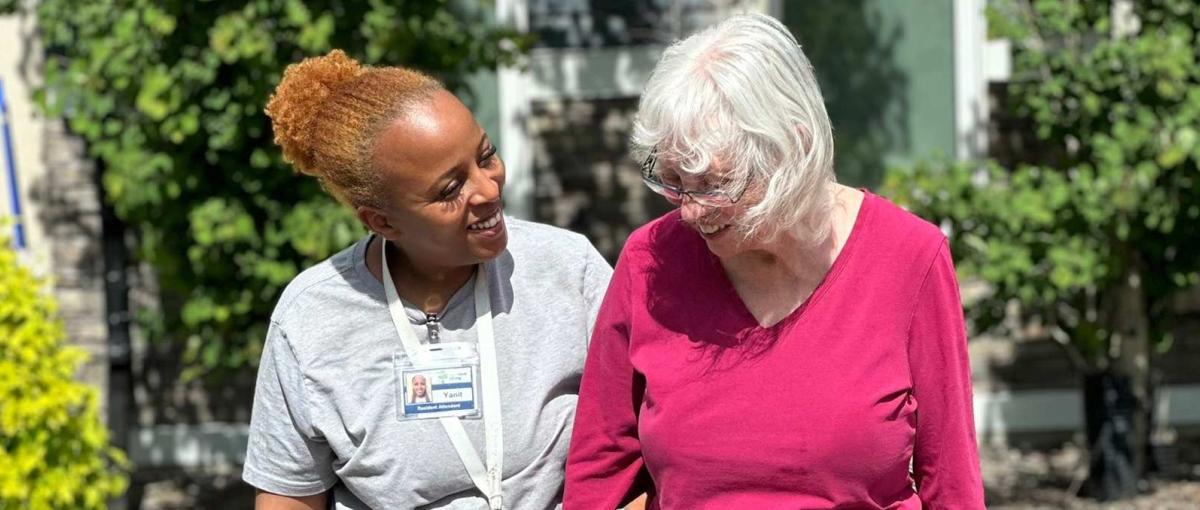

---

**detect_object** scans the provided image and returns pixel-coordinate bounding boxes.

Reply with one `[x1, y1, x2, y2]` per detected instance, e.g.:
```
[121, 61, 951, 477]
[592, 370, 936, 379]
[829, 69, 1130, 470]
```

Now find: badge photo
[395, 344, 483, 421]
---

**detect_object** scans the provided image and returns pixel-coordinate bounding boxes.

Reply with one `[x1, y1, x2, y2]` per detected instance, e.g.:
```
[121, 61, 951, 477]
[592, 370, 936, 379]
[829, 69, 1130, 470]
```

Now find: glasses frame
[639, 151, 746, 208]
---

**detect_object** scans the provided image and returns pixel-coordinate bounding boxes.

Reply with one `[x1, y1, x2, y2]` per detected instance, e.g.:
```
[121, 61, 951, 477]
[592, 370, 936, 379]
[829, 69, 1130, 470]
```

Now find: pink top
[564, 191, 984, 509]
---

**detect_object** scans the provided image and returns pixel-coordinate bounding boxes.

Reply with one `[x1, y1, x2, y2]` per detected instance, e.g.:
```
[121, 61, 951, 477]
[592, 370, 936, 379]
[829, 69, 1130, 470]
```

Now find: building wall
[783, 0, 957, 187]
[510, 0, 766, 261]
[1, 13, 111, 414]
[1, 13, 50, 269]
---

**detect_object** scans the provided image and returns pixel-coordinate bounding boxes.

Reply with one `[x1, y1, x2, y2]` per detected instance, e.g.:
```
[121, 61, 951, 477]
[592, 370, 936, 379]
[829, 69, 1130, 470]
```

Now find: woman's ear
[356, 205, 401, 239]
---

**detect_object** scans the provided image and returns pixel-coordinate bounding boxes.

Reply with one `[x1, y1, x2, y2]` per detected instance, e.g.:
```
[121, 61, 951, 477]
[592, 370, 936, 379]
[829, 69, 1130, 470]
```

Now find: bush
[0, 231, 127, 509]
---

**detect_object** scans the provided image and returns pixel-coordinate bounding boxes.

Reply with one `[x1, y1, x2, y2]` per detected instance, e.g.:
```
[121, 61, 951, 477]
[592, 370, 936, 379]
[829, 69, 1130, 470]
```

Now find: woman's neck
[723, 227, 834, 288]
[366, 236, 476, 315]
[731, 185, 861, 275]
[719, 185, 863, 326]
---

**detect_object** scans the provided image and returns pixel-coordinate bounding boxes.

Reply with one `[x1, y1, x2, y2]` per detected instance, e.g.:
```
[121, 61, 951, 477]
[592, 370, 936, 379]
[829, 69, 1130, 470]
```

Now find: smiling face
[361, 90, 507, 270]
[411, 375, 428, 398]
[655, 160, 762, 260]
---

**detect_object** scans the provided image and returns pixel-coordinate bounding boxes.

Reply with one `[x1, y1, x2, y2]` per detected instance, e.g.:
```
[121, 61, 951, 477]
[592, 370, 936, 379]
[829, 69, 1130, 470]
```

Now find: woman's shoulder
[499, 218, 612, 301]
[859, 190, 949, 269]
[270, 236, 370, 324]
[506, 216, 588, 246]
[505, 217, 603, 262]
[864, 190, 944, 240]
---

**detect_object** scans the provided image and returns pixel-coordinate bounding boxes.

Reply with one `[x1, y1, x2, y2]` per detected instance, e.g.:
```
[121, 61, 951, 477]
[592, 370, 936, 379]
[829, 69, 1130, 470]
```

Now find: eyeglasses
[640, 151, 745, 208]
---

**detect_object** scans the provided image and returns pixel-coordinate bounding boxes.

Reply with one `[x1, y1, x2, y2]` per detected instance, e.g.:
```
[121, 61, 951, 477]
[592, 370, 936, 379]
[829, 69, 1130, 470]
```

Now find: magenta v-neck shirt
[564, 191, 984, 509]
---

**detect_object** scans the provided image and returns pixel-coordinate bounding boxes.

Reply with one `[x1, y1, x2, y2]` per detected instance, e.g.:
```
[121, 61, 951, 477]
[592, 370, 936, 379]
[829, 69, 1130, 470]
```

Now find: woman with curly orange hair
[243, 50, 611, 510]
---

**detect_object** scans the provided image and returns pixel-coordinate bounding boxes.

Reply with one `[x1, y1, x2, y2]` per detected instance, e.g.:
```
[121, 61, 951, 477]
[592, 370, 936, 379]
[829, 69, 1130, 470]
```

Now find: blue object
[0, 77, 25, 249]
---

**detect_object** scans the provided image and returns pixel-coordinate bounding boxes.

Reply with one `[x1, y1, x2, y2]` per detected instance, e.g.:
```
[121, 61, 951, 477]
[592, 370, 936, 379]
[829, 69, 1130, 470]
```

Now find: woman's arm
[564, 254, 650, 509]
[255, 490, 327, 510]
[907, 240, 985, 507]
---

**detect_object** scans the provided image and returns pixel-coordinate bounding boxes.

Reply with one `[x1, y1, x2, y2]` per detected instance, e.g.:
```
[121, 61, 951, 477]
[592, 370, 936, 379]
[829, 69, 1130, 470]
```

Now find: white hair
[631, 12, 836, 243]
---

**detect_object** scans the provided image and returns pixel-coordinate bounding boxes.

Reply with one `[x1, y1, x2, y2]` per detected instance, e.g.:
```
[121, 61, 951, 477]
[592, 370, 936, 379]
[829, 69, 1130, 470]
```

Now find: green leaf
[135, 66, 173, 121]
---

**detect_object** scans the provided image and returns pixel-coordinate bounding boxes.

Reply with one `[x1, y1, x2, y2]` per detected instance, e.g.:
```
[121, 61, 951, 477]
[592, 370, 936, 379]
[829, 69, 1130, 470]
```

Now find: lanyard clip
[488, 494, 503, 510]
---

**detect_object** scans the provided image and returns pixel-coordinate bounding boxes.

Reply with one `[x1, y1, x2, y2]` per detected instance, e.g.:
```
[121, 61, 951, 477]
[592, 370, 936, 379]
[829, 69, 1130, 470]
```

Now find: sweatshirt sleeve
[580, 239, 614, 343]
[243, 321, 337, 496]
[907, 239, 985, 508]
[565, 251, 651, 509]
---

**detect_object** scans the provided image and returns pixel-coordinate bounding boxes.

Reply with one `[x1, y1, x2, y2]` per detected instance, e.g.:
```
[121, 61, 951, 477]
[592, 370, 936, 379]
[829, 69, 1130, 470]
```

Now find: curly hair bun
[265, 49, 365, 177]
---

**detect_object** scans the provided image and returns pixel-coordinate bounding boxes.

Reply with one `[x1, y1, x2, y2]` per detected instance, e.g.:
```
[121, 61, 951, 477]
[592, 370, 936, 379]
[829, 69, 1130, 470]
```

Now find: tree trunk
[1083, 264, 1150, 500]
[1082, 369, 1138, 499]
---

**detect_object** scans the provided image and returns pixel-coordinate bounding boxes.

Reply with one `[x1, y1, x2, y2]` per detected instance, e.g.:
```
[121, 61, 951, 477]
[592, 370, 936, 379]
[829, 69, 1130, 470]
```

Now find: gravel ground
[983, 444, 1200, 509]
[133, 444, 1200, 509]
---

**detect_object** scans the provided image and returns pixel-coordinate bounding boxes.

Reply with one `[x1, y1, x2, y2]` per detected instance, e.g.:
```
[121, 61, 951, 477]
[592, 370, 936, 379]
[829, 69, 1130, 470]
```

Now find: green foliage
[885, 0, 1200, 364]
[0, 229, 128, 508]
[5, 0, 529, 378]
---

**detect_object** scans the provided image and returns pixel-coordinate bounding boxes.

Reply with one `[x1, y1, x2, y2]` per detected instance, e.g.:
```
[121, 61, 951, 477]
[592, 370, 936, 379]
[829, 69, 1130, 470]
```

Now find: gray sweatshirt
[243, 218, 612, 509]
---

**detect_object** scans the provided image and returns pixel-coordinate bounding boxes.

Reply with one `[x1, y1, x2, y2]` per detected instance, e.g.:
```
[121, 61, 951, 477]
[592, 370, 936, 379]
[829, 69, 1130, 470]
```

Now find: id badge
[395, 342, 483, 421]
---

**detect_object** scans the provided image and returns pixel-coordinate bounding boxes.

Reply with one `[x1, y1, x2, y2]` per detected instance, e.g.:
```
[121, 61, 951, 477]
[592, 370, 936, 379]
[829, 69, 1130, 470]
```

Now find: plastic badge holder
[395, 342, 483, 421]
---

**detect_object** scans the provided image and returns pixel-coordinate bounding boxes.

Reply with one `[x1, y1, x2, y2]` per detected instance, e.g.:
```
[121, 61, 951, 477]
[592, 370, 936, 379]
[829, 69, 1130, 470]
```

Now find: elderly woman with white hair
[564, 13, 984, 509]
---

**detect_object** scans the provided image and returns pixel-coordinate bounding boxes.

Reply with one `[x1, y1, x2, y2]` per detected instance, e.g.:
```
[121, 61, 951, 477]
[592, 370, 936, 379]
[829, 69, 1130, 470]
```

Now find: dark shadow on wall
[783, 0, 909, 189]
[530, 0, 736, 48]
[528, 98, 673, 263]
[126, 469, 254, 510]
[971, 307, 1200, 466]
[530, 0, 661, 47]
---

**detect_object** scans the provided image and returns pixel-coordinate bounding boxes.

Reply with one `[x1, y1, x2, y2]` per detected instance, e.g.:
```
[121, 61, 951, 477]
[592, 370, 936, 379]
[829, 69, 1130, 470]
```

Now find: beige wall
[0, 13, 51, 274]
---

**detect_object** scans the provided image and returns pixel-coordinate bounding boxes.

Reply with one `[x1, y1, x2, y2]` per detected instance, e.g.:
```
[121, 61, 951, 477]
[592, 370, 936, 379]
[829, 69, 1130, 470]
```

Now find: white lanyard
[380, 238, 504, 510]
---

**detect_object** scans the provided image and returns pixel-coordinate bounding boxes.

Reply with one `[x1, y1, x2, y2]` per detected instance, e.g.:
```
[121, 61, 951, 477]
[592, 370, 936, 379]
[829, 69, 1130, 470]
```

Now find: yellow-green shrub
[0, 231, 127, 509]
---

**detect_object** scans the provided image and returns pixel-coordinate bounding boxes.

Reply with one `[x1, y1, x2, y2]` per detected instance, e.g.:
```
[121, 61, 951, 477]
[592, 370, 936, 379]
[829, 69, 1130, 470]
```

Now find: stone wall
[32, 120, 110, 410]
[529, 97, 671, 261]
